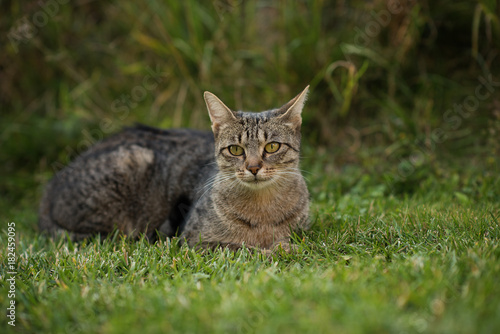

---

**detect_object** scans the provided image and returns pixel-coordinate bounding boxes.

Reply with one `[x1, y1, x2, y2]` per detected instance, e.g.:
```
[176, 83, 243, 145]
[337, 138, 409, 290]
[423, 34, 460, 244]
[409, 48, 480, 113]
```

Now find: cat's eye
[264, 142, 281, 154]
[228, 145, 244, 156]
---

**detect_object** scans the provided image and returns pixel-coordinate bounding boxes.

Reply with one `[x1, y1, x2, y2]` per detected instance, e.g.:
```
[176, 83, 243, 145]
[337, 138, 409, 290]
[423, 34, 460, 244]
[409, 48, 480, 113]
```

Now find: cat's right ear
[204, 92, 237, 134]
[278, 85, 309, 129]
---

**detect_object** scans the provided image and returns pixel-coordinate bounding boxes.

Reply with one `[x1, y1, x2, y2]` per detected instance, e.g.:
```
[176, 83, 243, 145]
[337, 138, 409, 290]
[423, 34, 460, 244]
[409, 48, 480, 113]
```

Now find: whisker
[275, 169, 310, 182]
[197, 171, 240, 201]
[198, 172, 233, 191]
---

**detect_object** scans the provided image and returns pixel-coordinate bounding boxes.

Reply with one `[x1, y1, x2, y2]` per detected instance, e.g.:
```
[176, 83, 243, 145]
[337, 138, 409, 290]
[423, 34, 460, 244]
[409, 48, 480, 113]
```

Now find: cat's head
[204, 86, 309, 190]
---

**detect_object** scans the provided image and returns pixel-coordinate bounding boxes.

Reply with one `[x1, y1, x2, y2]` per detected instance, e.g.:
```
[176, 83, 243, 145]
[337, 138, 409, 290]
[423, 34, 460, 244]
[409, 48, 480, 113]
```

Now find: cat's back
[83, 125, 214, 158]
[51, 125, 216, 191]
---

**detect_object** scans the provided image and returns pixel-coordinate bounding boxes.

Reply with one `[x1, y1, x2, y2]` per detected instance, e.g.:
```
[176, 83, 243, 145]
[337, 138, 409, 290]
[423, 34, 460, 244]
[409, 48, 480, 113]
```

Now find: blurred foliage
[0, 0, 499, 199]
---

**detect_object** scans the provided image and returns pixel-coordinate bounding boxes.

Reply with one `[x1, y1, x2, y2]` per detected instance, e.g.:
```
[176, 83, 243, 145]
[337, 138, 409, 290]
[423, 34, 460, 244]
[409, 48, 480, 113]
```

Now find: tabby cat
[39, 86, 310, 252]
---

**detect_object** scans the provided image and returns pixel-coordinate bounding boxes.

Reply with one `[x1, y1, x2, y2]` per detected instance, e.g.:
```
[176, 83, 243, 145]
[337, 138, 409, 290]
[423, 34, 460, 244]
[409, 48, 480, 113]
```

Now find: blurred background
[1, 0, 499, 225]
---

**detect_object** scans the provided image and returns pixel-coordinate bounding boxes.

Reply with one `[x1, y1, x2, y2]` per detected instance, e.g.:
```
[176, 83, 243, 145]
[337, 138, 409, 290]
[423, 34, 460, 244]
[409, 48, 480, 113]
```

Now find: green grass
[1, 161, 499, 333]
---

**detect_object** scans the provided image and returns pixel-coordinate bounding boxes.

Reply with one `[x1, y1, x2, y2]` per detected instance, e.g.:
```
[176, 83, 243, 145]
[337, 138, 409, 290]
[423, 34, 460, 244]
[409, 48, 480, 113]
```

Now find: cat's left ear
[278, 85, 309, 128]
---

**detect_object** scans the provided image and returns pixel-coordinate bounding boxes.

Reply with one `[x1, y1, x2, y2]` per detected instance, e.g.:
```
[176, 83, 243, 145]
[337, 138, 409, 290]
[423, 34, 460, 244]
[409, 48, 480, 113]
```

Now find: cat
[38, 86, 311, 252]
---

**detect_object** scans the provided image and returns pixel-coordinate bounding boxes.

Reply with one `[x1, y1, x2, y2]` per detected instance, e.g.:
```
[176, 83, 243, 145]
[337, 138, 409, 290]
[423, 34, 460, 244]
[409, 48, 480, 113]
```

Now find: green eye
[264, 142, 281, 153]
[228, 145, 244, 156]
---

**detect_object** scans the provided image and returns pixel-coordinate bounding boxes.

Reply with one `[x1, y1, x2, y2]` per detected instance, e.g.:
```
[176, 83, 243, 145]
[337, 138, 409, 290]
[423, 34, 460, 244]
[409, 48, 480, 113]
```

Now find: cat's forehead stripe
[237, 114, 270, 141]
[227, 111, 286, 145]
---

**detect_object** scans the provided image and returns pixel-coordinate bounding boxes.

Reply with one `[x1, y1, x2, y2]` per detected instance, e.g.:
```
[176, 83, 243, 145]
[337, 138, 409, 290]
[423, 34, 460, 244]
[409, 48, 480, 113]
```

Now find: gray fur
[39, 87, 310, 251]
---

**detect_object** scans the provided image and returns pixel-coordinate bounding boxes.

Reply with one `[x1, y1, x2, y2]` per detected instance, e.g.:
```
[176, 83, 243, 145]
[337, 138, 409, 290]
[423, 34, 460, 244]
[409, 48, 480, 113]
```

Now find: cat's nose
[247, 165, 261, 175]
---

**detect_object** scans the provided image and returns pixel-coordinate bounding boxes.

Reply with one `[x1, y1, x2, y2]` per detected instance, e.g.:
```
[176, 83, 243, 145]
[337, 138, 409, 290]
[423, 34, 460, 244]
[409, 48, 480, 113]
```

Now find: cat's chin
[238, 178, 274, 190]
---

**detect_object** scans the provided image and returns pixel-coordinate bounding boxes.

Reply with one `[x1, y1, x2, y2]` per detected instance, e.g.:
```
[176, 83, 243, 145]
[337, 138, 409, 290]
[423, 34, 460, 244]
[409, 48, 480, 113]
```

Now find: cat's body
[39, 87, 310, 251]
[39, 126, 216, 241]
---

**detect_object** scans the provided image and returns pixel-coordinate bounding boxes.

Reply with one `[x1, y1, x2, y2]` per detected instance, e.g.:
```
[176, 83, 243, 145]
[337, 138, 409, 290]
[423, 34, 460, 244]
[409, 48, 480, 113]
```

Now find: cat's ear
[278, 85, 309, 128]
[204, 92, 237, 133]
